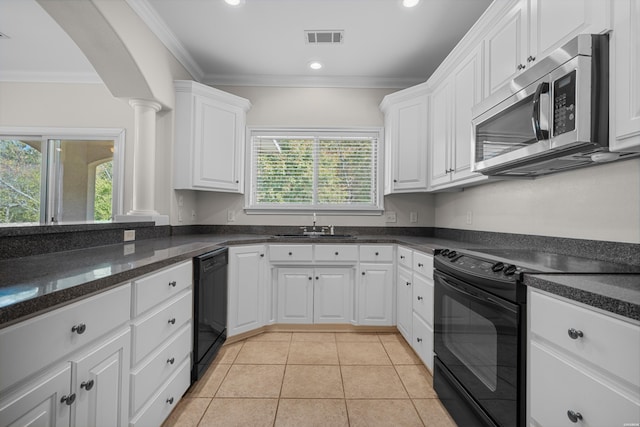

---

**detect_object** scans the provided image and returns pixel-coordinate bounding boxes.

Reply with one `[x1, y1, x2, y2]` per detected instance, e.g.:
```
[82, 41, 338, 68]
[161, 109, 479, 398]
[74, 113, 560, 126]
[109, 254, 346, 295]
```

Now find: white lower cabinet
[528, 288, 640, 426]
[412, 313, 434, 371]
[358, 263, 394, 325]
[0, 285, 132, 427]
[0, 364, 71, 427]
[277, 267, 354, 324]
[72, 327, 130, 427]
[228, 245, 266, 336]
[396, 266, 413, 341]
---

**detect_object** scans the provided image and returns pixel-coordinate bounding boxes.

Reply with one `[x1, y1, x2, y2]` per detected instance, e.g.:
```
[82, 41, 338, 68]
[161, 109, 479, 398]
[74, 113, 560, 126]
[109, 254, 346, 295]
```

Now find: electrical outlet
[178, 195, 184, 207]
[385, 211, 397, 223]
[178, 209, 183, 222]
[191, 210, 197, 219]
[124, 230, 135, 242]
[227, 210, 236, 222]
[409, 212, 418, 223]
[123, 243, 135, 256]
[466, 211, 473, 225]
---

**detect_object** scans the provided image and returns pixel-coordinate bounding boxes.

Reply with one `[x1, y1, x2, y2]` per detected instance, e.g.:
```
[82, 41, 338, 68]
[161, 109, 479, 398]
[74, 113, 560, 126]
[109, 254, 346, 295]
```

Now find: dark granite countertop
[1, 232, 638, 328]
[523, 274, 640, 321]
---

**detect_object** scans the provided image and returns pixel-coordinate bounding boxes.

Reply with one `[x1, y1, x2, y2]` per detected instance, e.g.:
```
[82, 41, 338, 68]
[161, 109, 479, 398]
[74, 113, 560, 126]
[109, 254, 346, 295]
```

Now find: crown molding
[201, 73, 424, 89]
[126, 0, 204, 81]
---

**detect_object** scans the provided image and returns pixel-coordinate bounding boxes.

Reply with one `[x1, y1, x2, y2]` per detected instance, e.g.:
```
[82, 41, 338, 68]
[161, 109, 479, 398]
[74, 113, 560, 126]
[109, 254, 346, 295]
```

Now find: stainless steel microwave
[471, 34, 630, 177]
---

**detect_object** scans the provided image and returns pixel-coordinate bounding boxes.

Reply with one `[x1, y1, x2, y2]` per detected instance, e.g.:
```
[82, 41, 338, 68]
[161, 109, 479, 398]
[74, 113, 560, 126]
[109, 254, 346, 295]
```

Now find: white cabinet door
[451, 45, 483, 183]
[429, 79, 452, 188]
[412, 313, 434, 373]
[412, 274, 434, 328]
[358, 263, 394, 326]
[0, 365, 71, 427]
[314, 268, 353, 324]
[529, 0, 611, 64]
[611, 0, 640, 152]
[228, 245, 266, 336]
[73, 328, 130, 427]
[396, 267, 413, 342]
[277, 268, 314, 324]
[174, 81, 250, 193]
[484, 0, 528, 97]
[390, 96, 429, 192]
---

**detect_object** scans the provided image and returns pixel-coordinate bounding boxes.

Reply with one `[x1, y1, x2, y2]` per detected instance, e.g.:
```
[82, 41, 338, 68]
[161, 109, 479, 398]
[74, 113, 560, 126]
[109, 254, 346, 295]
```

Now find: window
[247, 128, 383, 213]
[0, 128, 124, 225]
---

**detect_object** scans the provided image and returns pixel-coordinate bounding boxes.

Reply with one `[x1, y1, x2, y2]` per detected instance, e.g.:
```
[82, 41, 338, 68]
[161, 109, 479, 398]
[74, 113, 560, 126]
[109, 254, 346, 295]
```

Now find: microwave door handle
[531, 82, 550, 140]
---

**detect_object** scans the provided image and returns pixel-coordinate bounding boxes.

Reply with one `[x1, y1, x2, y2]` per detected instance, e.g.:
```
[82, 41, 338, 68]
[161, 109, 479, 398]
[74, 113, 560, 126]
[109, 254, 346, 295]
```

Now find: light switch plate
[410, 212, 418, 223]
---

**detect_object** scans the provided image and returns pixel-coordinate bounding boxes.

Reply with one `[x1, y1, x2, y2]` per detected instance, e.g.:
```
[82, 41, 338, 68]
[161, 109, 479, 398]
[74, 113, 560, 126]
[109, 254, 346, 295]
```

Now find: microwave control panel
[553, 70, 576, 136]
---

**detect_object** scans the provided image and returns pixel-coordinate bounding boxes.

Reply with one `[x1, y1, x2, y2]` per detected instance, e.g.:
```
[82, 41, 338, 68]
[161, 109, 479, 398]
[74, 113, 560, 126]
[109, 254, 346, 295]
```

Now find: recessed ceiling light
[309, 61, 323, 70]
[224, 0, 243, 6]
[402, 0, 420, 7]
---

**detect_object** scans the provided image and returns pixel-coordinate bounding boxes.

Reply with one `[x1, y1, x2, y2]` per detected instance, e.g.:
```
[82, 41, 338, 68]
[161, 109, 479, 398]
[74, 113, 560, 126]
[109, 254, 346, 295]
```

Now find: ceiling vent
[305, 30, 344, 44]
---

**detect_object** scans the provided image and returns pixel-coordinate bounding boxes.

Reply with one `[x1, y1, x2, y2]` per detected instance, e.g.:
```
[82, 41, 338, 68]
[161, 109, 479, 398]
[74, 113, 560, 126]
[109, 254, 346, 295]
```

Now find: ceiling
[0, 0, 493, 89]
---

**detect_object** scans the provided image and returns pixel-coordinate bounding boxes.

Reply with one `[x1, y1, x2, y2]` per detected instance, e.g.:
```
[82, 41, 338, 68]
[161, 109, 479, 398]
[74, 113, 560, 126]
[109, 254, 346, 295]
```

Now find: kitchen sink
[274, 234, 355, 239]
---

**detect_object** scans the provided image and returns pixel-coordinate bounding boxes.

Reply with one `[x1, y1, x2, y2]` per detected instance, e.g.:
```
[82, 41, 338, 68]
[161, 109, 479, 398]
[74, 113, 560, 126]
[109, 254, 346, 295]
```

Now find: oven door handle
[436, 273, 518, 314]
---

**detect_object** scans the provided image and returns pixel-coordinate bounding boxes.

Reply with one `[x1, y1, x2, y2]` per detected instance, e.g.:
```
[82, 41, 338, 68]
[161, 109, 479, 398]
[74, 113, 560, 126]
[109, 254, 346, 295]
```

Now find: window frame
[0, 126, 125, 225]
[244, 127, 384, 215]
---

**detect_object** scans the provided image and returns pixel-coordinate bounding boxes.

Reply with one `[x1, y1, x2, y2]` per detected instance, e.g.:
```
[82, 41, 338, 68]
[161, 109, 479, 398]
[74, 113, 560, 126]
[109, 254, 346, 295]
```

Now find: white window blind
[247, 129, 382, 212]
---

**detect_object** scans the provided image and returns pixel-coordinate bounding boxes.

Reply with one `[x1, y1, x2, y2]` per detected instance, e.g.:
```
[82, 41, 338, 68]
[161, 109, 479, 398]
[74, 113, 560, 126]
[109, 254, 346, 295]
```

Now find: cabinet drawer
[133, 261, 192, 316]
[530, 290, 640, 385]
[269, 245, 313, 262]
[0, 284, 131, 392]
[530, 342, 639, 427]
[315, 245, 358, 262]
[412, 275, 434, 327]
[131, 290, 192, 365]
[129, 357, 191, 427]
[130, 324, 191, 413]
[412, 312, 434, 372]
[413, 251, 433, 279]
[397, 246, 413, 270]
[359, 245, 393, 262]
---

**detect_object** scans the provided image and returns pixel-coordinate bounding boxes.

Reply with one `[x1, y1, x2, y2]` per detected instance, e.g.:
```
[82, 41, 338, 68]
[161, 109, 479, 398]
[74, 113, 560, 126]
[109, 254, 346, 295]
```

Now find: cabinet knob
[418, 263, 423, 267]
[315, 276, 319, 280]
[567, 410, 583, 423]
[416, 337, 422, 343]
[400, 255, 405, 259]
[166, 397, 175, 405]
[168, 280, 177, 288]
[393, 179, 397, 183]
[80, 380, 95, 391]
[61, 394, 76, 405]
[309, 276, 313, 280]
[288, 252, 293, 256]
[235, 180, 239, 184]
[260, 254, 264, 257]
[71, 323, 86, 335]
[168, 318, 176, 325]
[417, 296, 423, 301]
[406, 282, 411, 286]
[375, 252, 379, 256]
[567, 328, 584, 340]
[517, 63, 526, 70]
[335, 252, 339, 255]
[167, 357, 175, 365]
[361, 272, 365, 275]
[527, 55, 536, 62]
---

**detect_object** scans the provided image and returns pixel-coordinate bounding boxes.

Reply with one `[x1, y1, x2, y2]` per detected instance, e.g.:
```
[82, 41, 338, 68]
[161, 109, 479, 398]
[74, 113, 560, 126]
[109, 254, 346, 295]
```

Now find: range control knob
[491, 262, 505, 272]
[447, 250, 458, 259]
[503, 264, 517, 276]
[440, 249, 450, 257]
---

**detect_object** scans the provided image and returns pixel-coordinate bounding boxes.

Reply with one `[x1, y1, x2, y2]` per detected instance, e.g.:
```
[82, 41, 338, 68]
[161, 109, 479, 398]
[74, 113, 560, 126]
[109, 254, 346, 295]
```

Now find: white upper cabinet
[484, 0, 611, 98]
[610, 0, 640, 152]
[430, 46, 488, 190]
[380, 86, 429, 194]
[484, 0, 528, 98]
[174, 80, 251, 193]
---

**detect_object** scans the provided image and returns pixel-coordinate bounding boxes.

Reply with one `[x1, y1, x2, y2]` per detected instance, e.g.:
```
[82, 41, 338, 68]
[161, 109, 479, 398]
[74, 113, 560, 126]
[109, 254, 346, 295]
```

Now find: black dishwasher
[192, 248, 228, 383]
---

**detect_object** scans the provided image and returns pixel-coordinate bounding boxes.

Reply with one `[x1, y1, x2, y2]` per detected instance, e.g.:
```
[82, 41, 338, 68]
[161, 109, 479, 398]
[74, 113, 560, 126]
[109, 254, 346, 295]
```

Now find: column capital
[128, 98, 162, 112]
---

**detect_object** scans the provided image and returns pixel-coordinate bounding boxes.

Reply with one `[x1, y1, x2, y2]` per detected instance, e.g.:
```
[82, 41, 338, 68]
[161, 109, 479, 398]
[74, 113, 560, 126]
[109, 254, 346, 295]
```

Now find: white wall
[434, 158, 640, 243]
[189, 85, 437, 228]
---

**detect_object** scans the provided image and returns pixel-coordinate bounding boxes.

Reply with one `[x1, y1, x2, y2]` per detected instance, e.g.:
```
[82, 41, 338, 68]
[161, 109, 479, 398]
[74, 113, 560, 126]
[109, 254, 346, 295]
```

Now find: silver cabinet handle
[61, 394, 76, 405]
[417, 296, 423, 301]
[418, 263, 423, 267]
[416, 337, 422, 343]
[168, 318, 176, 325]
[166, 397, 174, 405]
[568, 328, 584, 340]
[168, 281, 177, 287]
[167, 357, 175, 365]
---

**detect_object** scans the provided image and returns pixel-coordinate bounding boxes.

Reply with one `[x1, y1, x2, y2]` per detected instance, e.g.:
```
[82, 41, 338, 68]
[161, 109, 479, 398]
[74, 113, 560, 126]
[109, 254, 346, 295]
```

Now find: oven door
[434, 270, 521, 427]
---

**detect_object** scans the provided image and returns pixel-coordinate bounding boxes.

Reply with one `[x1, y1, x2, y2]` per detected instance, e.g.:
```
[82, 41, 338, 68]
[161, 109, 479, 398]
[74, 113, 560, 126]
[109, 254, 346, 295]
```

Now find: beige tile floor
[162, 332, 457, 427]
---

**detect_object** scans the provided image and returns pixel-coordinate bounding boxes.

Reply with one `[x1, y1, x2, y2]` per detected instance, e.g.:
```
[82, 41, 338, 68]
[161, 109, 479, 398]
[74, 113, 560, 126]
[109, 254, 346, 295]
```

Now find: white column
[127, 99, 161, 216]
